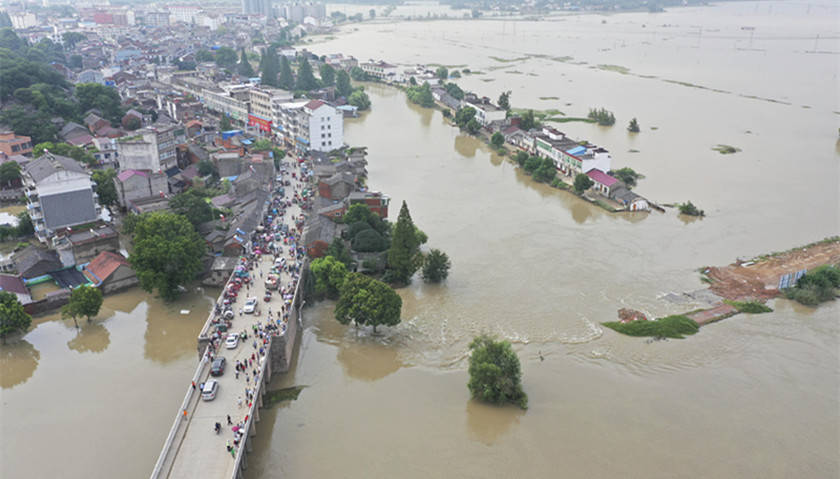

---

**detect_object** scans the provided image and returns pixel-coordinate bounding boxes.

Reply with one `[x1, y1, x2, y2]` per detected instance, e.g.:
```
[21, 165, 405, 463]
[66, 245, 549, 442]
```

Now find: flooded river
[248, 2, 838, 478]
[1, 1, 837, 478]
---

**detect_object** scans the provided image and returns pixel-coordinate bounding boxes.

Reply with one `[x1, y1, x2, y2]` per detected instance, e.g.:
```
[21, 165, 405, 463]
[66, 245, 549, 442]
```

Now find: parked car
[210, 357, 226, 376]
[201, 380, 218, 401]
[225, 333, 239, 349]
[243, 297, 258, 314]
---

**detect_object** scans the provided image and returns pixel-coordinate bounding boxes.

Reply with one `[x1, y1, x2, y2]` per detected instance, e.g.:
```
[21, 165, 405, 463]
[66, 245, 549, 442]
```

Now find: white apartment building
[23, 153, 101, 243]
[116, 124, 184, 172]
[273, 100, 342, 153]
[361, 60, 400, 83]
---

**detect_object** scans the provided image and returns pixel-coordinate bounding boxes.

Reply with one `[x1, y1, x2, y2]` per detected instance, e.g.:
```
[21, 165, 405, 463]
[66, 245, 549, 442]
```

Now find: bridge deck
[162, 168, 305, 479]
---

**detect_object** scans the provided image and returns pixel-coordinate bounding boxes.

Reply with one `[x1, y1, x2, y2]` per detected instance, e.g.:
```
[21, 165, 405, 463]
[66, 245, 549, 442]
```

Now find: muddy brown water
[1, 1, 838, 478]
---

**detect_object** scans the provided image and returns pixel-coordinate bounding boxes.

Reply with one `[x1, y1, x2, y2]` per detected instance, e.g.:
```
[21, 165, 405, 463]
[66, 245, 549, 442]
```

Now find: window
[327, 124, 331, 130]
[328, 133, 331, 138]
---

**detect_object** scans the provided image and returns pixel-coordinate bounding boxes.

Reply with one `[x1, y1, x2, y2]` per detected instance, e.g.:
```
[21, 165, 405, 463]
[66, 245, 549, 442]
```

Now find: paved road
[166, 163, 306, 479]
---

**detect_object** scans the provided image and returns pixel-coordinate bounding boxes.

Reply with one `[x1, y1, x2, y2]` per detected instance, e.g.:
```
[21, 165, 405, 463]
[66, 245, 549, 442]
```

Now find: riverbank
[607, 237, 840, 337]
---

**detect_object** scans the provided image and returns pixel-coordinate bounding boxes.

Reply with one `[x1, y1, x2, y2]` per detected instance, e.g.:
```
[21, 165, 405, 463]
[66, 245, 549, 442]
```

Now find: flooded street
[250, 2, 839, 476]
[0, 287, 219, 479]
[0, 1, 837, 478]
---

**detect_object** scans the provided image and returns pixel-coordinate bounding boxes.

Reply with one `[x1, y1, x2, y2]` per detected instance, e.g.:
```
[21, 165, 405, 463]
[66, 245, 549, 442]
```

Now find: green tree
[519, 109, 537, 130]
[68, 54, 83, 70]
[387, 201, 422, 284]
[343, 204, 388, 235]
[195, 50, 214, 62]
[91, 168, 117, 207]
[587, 107, 616, 126]
[326, 237, 352, 268]
[169, 190, 213, 227]
[467, 335, 528, 409]
[310, 255, 349, 299]
[350, 66, 368, 81]
[573, 173, 594, 194]
[237, 48, 255, 77]
[628, 117, 640, 133]
[0, 291, 31, 343]
[197, 159, 217, 177]
[436, 66, 449, 81]
[278, 55, 294, 90]
[348, 89, 371, 110]
[335, 273, 402, 333]
[261, 48, 280, 87]
[498, 90, 511, 111]
[466, 118, 480, 134]
[219, 114, 232, 131]
[491, 132, 505, 148]
[15, 212, 32, 236]
[406, 82, 434, 108]
[444, 82, 464, 100]
[319, 63, 335, 86]
[336, 69, 352, 97]
[532, 158, 557, 183]
[215, 47, 238, 68]
[422, 249, 451, 283]
[678, 201, 704, 217]
[129, 212, 205, 301]
[514, 151, 529, 167]
[76, 83, 122, 124]
[611, 167, 640, 188]
[61, 285, 103, 328]
[62, 31, 86, 49]
[454, 107, 476, 128]
[352, 228, 389, 252]
[295, 57, 319, 91]
[0, 161, 21, 184]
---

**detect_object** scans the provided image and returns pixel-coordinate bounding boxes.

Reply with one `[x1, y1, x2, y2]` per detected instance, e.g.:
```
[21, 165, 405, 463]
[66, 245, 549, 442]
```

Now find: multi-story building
[248, 87, 293, 135]
[361, 60, 400, 82]
[22, 153, 101, 243]
[242, 0, 273, 17]
[168, 6, 200, 24]
[277, 100, 342, 153]
[461, 94, 506, 126]
[0, 132, 33, 157]
[116, 124, 184, 172]
[201, 87, 250, 125]
[143, 11, 171, 27]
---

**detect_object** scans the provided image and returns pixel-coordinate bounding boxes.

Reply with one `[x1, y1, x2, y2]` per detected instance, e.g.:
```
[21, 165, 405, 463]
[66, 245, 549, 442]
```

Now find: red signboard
[248, 114, 272, 133]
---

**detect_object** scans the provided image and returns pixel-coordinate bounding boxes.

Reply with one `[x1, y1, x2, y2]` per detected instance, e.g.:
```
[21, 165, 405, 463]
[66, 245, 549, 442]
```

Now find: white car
[243, 297, 258, 314]
[201, 380, 218, 401]
[225, 333, 239, 349]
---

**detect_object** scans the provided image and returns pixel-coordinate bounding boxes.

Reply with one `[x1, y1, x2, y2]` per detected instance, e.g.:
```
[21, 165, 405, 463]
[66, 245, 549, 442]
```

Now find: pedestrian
[227, 415, 232, 425]
[191, 381, 196, 390]
[182, 409, 188, 419]
[229, 447, 236, 459]
[235, 370, 239, 379]
[226, 440, 231, 452]
[237, 396, 243, 408]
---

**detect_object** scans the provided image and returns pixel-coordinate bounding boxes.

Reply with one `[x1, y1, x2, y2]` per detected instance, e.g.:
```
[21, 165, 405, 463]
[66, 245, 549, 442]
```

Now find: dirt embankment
[705, 240, 840, 301]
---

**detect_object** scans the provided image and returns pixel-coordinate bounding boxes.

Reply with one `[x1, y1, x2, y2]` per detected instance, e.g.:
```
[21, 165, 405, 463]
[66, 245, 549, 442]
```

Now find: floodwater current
[0, 1, 838, 478]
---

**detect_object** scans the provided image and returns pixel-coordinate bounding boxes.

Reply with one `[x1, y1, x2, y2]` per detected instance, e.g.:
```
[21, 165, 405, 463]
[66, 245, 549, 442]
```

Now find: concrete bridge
[150, 191, 308, 479]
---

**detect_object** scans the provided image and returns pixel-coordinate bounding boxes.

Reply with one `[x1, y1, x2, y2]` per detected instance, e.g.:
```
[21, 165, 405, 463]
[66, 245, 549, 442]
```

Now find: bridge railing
[149, 346, 210, 479]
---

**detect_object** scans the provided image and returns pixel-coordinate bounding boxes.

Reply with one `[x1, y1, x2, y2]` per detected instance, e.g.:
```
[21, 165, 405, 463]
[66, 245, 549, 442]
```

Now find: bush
[421, 249, 451, 283]
[352, 229, 389, 252]
[491, 132, 505, 148]
[573, 173, 594, 194]
[346, 220, 372, 239]
[361, 258, 380, 271]
[610, 167, 641, 188]
[587, 107, 616, 126]
[783, 265, 840, 306]
[678, 201, 705, 217]
[725, 300, 773, 314]
[514, 151, 528, 167]
[602, 315, 699, 339]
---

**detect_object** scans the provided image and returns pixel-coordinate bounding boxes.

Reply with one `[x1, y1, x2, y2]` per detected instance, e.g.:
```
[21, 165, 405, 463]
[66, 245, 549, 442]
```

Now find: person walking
[227, 415, 232, 426]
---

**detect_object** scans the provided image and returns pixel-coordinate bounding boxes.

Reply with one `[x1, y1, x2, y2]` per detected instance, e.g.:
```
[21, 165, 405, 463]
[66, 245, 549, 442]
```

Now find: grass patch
[489, 55, 530, 63]
[546, 117, 596, 124]
[601, 314, 700, 339]
[712, 144, 740, 154]
[724, 300, 773, 314]
[602, 315, 700, 339]
[539, 96, 560, 100]
[264, 386, 305, 407]
[628, 149, 640, 153]
[596, 64, 631, 74]
[551, 56, 574, 62]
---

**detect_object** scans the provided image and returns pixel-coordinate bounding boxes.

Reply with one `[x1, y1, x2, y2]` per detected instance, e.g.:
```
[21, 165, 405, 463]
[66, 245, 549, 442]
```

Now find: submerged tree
[422, 249, 451, 283]
[335, 273, 402, 333]
[627, 117, 640, 133]
[387, 201, 422, 284]
[0, 291, 31, 343]
[62, 285, 103, 328]
[467, 335, 528, 409]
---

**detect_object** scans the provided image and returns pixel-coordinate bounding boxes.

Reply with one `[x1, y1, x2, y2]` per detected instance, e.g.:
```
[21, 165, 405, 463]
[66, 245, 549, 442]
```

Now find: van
[201, 379, 218, 401]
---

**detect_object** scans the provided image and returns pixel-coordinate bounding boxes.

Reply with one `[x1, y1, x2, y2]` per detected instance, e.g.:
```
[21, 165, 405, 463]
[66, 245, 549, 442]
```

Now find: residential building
[248, 87, 293, 135]
[243, 0, 273, 17]
[116, 123, 184, 172]
[12, 247, 62, 279]
[201, 88, 250, 125]
[82, 251, 138, 294]
[348, 191, 389, 218]
[586, 169, 619, 197]
[52, 224, 120, 265]
[114, 169, 169, 208]
[143, 11, 171, 27]
[361, 60, 400, 82]
[0, 274, 31, 305]
[76, 69, 105, 85]
[0, 132, 33, 157]
[289, 100, 342, 152]
[461, 95, 506, 126]
[22, 153, 101, 243]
